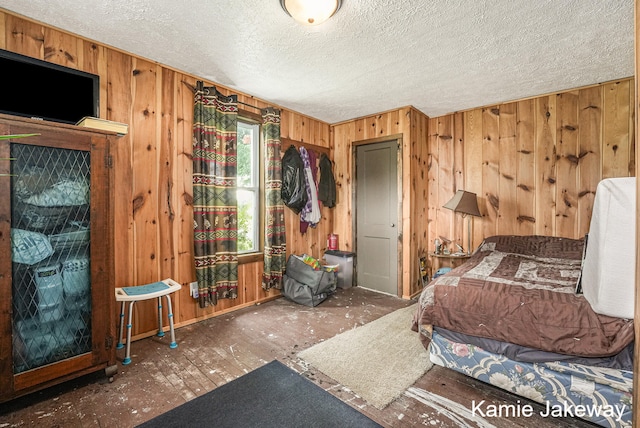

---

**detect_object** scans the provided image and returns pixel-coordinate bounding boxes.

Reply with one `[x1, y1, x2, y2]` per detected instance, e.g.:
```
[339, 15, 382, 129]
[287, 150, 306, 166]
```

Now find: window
[236, 118, 261, 253]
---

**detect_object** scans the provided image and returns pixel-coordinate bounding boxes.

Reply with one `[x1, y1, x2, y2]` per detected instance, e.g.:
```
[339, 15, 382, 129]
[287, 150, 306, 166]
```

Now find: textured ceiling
[0, 0, 634, 123]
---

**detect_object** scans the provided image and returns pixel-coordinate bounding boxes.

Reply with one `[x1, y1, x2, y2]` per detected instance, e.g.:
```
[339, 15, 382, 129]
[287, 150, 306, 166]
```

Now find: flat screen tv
[0, 49, 99, 124]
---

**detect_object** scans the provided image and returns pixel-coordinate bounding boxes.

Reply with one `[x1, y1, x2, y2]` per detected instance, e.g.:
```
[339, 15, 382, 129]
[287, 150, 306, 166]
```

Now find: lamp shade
[280, 0, 342, 25]
[443, 190, 481, 217]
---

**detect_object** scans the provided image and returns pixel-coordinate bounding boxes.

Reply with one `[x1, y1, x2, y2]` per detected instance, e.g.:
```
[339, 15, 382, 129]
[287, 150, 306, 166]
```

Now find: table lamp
[443, 190, 481, 255]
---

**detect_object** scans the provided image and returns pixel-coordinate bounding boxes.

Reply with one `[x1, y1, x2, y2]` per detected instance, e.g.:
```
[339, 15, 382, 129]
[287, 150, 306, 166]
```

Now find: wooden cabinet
[0, 114, 117, 402]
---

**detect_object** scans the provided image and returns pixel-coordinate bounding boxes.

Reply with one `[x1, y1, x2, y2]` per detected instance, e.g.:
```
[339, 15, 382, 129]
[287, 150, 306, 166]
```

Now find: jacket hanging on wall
[281, 145, 307, 214]
[299, 147, 321, 233]
[318, 153, 336, 208]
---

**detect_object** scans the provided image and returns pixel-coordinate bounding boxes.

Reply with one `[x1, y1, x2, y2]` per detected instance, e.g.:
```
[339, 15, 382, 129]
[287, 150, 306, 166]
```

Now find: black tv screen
[0, 49, 99, 124]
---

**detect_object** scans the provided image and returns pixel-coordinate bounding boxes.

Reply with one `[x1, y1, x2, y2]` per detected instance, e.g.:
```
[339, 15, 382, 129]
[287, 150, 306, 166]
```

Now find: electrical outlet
[189, 281, 199, 298]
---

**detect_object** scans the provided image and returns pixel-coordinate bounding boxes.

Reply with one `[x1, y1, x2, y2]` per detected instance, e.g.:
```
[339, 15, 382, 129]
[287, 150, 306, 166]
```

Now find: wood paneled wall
[332, 81, 635, 300]
[428, 80, 635, 262]
[331, 107, 430, 299]
[0, 11, 332, 338]
[2, 9, 635, 342]
[409, 110, 431, 297]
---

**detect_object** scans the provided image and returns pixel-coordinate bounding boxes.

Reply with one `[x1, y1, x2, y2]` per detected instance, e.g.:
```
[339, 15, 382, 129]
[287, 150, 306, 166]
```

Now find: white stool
[115, 278, 181, 365]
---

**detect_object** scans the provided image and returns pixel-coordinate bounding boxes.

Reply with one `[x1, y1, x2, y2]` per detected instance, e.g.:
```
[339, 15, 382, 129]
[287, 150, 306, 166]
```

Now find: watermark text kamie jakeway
[471, 399, 626, 423]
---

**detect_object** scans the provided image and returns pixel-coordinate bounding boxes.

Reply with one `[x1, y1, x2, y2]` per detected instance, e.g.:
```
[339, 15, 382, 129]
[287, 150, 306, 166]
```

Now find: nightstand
[428, 252, 471, 278]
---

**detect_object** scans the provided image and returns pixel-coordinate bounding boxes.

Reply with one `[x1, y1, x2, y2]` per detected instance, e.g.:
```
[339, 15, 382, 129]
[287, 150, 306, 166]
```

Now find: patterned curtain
[261, 107, 286, 290]
[193, 81, 238, 307]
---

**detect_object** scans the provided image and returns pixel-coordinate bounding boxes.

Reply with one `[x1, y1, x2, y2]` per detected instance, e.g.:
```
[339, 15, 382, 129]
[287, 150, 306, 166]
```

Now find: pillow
[575, 233, 587, 294]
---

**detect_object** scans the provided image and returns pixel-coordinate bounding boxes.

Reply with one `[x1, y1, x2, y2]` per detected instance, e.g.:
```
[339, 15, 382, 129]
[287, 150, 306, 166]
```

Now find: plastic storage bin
[324, 250, 356, 289]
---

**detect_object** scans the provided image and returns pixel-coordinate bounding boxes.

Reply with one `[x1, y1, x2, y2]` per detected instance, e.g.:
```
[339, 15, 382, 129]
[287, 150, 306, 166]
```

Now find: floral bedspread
[430, 330, 633, 428]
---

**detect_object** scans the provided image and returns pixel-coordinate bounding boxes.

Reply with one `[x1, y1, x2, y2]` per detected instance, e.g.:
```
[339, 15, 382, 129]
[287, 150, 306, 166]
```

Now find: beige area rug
[298, 304, 433, 410]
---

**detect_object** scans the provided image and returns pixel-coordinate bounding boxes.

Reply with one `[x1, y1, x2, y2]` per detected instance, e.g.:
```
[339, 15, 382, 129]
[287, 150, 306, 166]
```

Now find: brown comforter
[412, 235, 634, 358]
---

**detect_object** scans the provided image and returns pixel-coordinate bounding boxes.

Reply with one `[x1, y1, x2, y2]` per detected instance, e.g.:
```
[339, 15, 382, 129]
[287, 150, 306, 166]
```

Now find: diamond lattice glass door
[11, 143, 92, 373]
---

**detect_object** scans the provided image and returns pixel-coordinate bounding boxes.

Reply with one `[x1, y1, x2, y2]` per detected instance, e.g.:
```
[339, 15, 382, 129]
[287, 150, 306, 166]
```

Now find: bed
[412, 179, 636, 428]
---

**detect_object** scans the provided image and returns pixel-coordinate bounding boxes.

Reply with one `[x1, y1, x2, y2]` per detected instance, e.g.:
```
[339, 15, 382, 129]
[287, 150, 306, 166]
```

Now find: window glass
[237, 120, 260, 253]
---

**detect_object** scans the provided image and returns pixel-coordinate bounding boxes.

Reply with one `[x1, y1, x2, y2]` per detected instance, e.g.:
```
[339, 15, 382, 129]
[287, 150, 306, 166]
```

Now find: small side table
[115, 278, 182, 365]
[428, 253, 471, 278]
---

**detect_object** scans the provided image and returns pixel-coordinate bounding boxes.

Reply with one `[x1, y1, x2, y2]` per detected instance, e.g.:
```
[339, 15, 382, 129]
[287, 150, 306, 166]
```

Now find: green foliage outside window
[237, 198, 252, 251]
[236, 121, 259, 253]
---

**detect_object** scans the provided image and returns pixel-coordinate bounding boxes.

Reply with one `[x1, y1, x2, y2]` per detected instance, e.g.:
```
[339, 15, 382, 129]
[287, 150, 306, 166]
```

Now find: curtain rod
[181, 80, 270, 111]
[238, 100, 263, 110]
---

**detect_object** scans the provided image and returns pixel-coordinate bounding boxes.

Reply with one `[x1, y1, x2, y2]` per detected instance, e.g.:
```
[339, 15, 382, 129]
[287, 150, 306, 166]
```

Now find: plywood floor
[0, 287, 597, 427]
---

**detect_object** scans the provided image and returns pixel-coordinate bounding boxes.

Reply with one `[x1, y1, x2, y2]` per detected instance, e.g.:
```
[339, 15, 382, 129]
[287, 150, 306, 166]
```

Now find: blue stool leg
[123, 301, 136, 365]
[164, 294, 178, 348]
[156, 296, 165, 337]
[117, 301, 125, 349]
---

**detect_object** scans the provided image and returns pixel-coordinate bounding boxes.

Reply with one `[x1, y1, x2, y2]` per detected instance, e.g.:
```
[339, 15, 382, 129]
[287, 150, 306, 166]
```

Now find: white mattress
[581, 177, 636, 319]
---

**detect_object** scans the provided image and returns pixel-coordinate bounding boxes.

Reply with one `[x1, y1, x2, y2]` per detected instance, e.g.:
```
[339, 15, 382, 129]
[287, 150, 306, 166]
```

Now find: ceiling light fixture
[280, 0, 342, 26]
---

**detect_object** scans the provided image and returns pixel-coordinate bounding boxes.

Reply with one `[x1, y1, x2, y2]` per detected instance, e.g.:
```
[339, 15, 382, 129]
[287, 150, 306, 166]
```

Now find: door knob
[390, 223, 395, 227]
